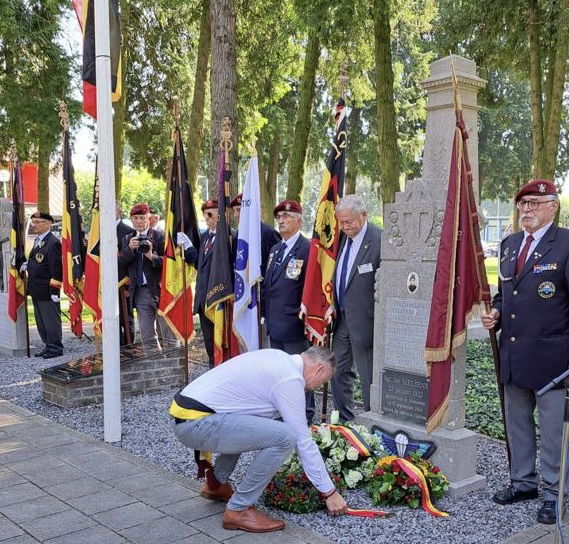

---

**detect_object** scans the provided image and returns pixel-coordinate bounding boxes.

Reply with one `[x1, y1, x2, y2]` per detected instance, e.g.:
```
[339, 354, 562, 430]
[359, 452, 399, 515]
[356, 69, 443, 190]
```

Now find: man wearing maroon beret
[118, 203, 165, 348]
[482, 179, 569, 524]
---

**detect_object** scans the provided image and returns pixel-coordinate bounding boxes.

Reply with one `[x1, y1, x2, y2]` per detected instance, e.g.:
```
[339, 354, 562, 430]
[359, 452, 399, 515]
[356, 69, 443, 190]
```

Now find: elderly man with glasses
[482, 178, 569, 525]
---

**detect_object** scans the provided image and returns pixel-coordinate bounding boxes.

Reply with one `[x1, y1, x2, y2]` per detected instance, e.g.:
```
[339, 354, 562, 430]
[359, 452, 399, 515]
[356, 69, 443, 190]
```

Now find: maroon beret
[31, 211, 54, 222]
[514, 179, 557, 201]
[230, 193, 243, 208]
[273, 199, 302, 216]
[201, 200, 218, 211]
[130, 203, 151, 216]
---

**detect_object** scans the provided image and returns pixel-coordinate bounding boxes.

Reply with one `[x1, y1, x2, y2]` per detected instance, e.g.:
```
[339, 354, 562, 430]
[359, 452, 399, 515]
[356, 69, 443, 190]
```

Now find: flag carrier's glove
[176, 232, 193, 251]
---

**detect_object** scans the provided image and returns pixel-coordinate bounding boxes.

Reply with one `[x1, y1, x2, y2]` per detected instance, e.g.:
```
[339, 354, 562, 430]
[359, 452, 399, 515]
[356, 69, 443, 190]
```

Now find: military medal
[38, 241, 45, 248]
[286, 258, 303, 280]
[35, 253, 44, 263]
[533, 263, 557, 274]
[538, 281, 555, 298]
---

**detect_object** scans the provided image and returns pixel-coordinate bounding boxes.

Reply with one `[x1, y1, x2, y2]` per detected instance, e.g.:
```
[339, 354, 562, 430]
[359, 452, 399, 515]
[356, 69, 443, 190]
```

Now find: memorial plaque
[381, 369, 428, 425]
[384, 297, 431, 374]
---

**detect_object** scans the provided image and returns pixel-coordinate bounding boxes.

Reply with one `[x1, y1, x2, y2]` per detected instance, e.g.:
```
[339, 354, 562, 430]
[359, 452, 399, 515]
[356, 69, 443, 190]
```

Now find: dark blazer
[118, 229, 165, 304]
[333, 223, 382, 348]
[493, 224, 569, 390]
[27, 231, 62, 300]
[117, 220, 135, 282]
[264, 233, 310, 342]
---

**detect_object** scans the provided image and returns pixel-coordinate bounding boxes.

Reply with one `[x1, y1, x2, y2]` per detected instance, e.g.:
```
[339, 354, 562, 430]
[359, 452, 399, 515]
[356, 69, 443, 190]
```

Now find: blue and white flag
[233, 156, 262, 351]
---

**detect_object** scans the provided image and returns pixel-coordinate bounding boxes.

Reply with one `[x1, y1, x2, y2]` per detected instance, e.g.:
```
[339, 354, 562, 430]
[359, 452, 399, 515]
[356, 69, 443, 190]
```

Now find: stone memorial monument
[357, 55, 487, 497]
[0, 197, 29, 356]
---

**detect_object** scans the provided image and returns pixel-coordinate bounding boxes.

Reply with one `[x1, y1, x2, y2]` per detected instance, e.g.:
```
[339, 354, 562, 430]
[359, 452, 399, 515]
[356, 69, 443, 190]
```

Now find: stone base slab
[356, 411, 486, 498]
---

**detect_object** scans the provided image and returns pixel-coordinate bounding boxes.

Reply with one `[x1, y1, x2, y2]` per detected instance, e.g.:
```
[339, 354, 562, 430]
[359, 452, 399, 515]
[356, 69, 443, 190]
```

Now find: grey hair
[303, 346, 336, 370]
[336, 194, 367, 215]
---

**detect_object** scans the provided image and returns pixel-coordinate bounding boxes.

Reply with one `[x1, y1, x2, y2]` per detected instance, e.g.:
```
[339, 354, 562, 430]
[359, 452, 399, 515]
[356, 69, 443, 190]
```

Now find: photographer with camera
[119, 203, 165, 349]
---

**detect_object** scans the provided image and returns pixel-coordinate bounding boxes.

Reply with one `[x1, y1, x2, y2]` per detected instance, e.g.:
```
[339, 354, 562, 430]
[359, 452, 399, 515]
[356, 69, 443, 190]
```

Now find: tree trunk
[374, 0, 400, 206]
[286, 28, 320, 202]
[187, 0, 211, 195]
[528, 0, 544, 168]
[209, 0, 238, 198]
[113, 0, 130, 198]
[262, 131, 280, 223]
[37, 136, 50, 214]
[345, 106, 362, 195]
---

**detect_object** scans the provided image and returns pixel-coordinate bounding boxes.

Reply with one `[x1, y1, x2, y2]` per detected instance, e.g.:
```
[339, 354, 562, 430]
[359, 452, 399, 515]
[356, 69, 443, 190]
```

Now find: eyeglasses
[515, 198, 557, 211]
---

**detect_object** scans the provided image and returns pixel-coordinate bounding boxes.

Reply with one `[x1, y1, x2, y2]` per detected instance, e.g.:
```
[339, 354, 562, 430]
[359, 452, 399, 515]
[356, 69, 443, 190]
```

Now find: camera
[137, 234, 151, 253]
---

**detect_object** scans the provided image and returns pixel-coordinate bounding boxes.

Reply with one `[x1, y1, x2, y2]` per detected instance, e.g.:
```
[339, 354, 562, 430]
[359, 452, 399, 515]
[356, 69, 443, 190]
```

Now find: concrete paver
[0, 398, 336, 544]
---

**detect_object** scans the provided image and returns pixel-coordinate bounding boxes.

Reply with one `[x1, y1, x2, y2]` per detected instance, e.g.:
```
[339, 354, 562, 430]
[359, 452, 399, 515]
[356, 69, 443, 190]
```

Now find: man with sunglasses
[482, 178, 569, 525]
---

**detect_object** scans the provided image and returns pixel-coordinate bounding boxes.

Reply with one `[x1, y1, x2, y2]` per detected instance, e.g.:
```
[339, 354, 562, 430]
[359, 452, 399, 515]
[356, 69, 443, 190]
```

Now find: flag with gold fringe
[424, 79, 491, 433]
[204, 152, 239, 365]
[299, 99, 347, 344]
[83, 174, 102, 335]
[7, 157, 26, 322]
[72, 0, 122, 118]
[61, 130, 86, 338]
[158, 127, 200, 341]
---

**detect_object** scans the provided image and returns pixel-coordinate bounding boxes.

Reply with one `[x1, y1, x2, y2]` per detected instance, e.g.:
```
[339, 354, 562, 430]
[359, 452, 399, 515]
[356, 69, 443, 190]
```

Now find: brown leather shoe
[222, 506, 285, 533]
[200, 480, 234, 502]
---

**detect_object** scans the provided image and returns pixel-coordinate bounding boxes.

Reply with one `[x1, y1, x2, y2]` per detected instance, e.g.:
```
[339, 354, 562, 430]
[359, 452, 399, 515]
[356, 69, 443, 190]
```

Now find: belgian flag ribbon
[7, 157, 26, 322]
[300, 99, 347, 345]
[61, 130, 86, 338]
[158, 128, 200, 341]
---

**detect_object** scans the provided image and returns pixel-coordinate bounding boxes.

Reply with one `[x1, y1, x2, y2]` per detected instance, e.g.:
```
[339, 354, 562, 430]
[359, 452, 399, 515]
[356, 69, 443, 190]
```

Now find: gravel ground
[0, 325, 540, 544]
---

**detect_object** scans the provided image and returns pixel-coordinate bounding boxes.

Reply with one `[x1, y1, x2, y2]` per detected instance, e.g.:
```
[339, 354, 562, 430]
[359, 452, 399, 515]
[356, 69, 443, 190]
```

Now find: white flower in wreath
[318, 426, 333, 448]
[325, 458, 341, 473]
[344, 469, 363, 488]
[346, 446, 359, 461]
[331, 447, 346, 462]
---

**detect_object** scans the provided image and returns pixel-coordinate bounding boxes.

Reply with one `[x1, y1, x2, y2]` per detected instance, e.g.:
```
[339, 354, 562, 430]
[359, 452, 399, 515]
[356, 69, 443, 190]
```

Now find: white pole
[95, 0, 121, 442]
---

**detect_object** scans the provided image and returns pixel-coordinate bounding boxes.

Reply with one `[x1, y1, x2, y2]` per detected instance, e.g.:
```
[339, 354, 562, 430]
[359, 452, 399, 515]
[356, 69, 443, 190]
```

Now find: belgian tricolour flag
[61, 131, 86, 338]
[300, 99, 347, 344]
[72, 0, 122, 118]
[158, 128, 200, 341]
[7, 158, 26, 322]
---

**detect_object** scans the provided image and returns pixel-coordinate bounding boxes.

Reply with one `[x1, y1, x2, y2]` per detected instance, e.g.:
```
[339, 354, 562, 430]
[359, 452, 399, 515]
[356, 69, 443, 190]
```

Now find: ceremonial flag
[72, 0, 122, 118]
[424, 80, 491, 433]
[300, 99, 347, 344]
[61, 131, 87, 338]
[205, 152, 239, 365]
[158, 128, 200, 341]
[7, 158, 26, 322]
[83, 174, 102, 335]
[233, 156, 262, 351]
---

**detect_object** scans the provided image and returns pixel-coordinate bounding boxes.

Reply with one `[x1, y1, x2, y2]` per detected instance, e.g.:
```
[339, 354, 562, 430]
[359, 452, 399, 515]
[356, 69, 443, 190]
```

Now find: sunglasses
[204, 212, 214, 218]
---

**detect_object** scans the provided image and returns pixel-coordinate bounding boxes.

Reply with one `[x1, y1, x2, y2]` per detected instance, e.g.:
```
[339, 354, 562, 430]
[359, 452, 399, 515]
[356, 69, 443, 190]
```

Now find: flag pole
[95, 0, 121, 443]
[173, 101, 190, 382]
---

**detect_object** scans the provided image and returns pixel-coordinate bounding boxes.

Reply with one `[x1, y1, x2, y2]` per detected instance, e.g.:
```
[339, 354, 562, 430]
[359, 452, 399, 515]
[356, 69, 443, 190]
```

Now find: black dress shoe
[42, 351, 63, 360]
[537, 501, 557, 524]
[35, 349, 46, 358]
[493, 486, 539, 505]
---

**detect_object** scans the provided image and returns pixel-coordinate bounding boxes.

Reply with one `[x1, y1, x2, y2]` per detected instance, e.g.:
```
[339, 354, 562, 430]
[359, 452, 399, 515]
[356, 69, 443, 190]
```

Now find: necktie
[274, 242, 287, 267]
[515, 234, 534, 276]
[338, 238, 353, 312]
[136, 251, 145, 286]
[34, 236, 41, 248]
[204, 232, 214, 254]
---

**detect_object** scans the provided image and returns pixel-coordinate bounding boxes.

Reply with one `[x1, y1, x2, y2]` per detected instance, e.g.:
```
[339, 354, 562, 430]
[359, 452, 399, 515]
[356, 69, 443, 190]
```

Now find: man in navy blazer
[482, 179, 569, 525]
[331, 194, 382, 423]
[264, 199, 314, 423]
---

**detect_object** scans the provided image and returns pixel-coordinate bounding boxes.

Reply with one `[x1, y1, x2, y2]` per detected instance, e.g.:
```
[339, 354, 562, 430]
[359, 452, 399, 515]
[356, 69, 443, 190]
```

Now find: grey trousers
[505, 383, 567, 500]
[269, 337, 315, 424]
[32, 298, 63, 354]
[133, 286, 159, 349]
[331, 313, 373, 422]
[173, 414, 296, 510]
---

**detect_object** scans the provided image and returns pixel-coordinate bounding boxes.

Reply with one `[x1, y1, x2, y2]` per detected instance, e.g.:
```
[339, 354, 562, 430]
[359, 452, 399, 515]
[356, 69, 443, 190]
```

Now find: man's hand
[19, 262, 28, 273]
[128, 237, 140, 251]
[481, 308, 500, 330]
[50, 295, 60, 303]
[176, 232, 192, 250]
[325, 490, 348, 516]
[143, 240, 153, 260]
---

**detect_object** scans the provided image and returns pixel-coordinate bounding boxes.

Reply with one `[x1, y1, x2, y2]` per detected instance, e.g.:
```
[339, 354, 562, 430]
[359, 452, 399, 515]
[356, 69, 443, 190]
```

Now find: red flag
[61, 131, 86, 337]
[7, 158, 26, 321]
[424, 93, 491, 433]
[300, 100, 347, 344]
[158, 128, 201, 341]
[73, 0, 122, 118]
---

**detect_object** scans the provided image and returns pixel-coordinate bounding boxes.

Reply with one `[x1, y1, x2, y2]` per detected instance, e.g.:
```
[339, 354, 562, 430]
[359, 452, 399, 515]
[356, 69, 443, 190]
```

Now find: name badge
[533, 263, 557, 274]
[358, 263, 373, 274]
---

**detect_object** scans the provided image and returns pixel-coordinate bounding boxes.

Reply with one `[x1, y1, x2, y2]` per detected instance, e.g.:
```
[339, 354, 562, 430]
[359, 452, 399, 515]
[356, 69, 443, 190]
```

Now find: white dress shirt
[179, 349, 334, 493]
[281, 230, 301, 261]
[519, 221, 552, 263]
[335, 221, 368, 300]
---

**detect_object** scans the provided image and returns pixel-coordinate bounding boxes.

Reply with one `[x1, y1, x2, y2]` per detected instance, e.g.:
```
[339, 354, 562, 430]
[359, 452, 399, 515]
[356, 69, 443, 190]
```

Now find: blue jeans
[173, 414, 296, 510]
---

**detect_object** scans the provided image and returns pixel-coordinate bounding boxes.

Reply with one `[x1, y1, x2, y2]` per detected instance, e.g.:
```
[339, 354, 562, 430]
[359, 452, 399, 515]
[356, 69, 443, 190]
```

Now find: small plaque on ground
[381, 369, 428, 425]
